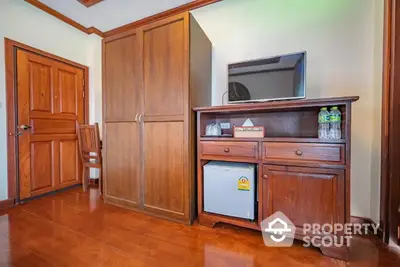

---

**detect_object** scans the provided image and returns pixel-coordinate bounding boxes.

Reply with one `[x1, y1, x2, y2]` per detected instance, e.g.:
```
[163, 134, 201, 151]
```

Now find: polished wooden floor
[0, 187, 399, 267]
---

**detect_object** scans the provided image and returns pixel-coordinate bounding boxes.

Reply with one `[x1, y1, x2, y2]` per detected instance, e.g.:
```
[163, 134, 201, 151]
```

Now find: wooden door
[141, 13, 190, 220]
[103, 31, 142, 208]
[17, 50, 85, 199]
[262, 165, 345, 231]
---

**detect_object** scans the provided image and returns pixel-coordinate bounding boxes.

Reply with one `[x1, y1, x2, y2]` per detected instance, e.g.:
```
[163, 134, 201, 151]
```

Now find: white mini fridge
[203, 161, 256, 220]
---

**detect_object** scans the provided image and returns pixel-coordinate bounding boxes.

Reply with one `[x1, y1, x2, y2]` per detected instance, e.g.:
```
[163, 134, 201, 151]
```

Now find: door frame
[380, 0, 400, 245]
[4, 38, 89, 202]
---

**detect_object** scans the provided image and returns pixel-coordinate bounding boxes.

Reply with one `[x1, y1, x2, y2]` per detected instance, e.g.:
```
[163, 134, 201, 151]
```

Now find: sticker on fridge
[238, 176, 250, 191]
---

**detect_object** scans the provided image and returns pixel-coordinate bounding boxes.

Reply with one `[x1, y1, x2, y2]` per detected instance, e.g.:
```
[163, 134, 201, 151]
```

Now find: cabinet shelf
[199, 136, 346, 144]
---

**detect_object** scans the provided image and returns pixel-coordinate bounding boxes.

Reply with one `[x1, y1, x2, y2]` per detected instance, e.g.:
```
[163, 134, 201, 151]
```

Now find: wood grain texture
[387, 0, 400, 246]
[103, 123, 140, 207]
[143, 122, 187, 220]
[5, 38, 89, 201]
[102, 30, 142, 209]
[200, 141, 258, 161]
[0, 198, 15, 209]
[103, 32, 141, 122]
[24, 0, 104, 37]
[142, 16, 185, 118]
[16, 49, 85, 200]
[31, 119, 76, 134]
[59, 140, 79, 184]
[102, 13, 211, 224]
[380, 0, 391, 243]
[263, 165, 345, 227]
[78, 0, 103, 8]
[377, 0, 400, 246]
[263, 142, 345, 165]
[193, 96, 359, 112]
[195, 96, 358, 260]
[30, 141, 54, 193]
[104, 0, 222, 37]
[76, 123, 102, 193]
[0, 187, 397, 266]
[190, 14, 213, 221]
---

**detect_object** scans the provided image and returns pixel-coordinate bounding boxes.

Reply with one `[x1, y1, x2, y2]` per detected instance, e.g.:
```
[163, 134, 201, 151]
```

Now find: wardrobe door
[141, 13, 190, 220]
[103, 31, 142, 208]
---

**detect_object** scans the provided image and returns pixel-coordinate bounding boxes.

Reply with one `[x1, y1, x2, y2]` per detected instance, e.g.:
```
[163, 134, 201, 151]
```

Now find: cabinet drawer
[263, 143, 345, 165]
[200, 141, 258, 161]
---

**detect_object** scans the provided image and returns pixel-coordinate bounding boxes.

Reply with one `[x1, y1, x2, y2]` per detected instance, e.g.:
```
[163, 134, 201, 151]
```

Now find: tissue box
[233, 126, 264, 138]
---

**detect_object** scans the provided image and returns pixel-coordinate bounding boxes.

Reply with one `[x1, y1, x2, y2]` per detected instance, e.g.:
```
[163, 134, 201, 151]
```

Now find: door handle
[138, 114, 144, 123]
[135, 114, 138, 122]
[19, 125, 32, 130]
[9, 132, 23, 137]
[295, 150, 303, 156]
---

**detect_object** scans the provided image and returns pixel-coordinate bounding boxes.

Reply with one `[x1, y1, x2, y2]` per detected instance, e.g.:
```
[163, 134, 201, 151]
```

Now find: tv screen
[228, 52, 306, 103]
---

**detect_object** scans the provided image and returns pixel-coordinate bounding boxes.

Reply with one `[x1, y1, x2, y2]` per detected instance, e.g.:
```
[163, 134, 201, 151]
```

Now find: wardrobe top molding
[193, 96, 360, 113]
[24, 0, 222, 38]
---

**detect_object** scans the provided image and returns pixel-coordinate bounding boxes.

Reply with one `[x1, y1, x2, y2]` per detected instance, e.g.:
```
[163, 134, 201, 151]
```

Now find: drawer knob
[224, 148, 230, 153]
[295, 150, 303, 156]
[263, 174, 268, 179]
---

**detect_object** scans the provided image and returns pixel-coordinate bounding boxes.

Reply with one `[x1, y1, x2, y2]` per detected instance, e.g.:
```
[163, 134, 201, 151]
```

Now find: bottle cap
[321, 107, 327, 111]
[331, 106, 338, 110]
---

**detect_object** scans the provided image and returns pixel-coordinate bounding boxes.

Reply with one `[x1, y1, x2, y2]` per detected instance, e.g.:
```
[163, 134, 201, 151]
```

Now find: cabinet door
[103, 32, 141, 207]
[104, 123, 140, 207]
[143, 122, 187, 219]
[141, 14, 189, 220]
[104, 31, 141, 122]
[142, 14, 188, 119]
[262, 165, 345, 229]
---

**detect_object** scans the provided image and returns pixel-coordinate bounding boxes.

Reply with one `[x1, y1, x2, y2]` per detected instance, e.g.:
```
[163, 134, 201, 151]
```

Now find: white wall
[0, 0, 102, 200]
[192, 0, 384, 221]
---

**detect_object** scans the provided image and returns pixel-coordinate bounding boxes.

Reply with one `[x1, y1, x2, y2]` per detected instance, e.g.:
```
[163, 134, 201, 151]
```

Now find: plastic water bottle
[329, 106, 341, 139]
[318, 107, 330, 139]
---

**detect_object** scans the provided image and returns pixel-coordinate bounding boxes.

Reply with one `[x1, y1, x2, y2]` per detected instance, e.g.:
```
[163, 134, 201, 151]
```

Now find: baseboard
[350, 216, 381, 237]
[0, 198, 15, 209]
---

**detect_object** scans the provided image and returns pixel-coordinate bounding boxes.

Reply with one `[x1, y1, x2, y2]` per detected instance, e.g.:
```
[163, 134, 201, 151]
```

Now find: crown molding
[78, 0, 104, 8]
[103, 0, 222, 37]
[24, 0, 104, 37]
[25, 0, 222, 39]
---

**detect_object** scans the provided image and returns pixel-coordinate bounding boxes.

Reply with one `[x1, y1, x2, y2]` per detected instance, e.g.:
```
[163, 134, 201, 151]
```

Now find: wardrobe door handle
[135, 114, 138, 122]
[224, 148, 230, 153]
[138, 114, 144, 123]
[295, 150, 303, 156]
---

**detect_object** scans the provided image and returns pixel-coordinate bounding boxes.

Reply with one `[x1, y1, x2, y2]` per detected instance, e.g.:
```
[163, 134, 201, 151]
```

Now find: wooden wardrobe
[102, 12, 211, 224]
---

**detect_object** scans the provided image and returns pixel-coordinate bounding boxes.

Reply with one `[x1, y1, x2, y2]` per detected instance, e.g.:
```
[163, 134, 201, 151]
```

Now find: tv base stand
[194, 96, 359, 261]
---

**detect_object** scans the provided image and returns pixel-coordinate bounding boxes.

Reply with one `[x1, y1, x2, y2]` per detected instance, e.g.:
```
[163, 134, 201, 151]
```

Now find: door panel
[104, 123, 140, 206]
[262, 165, 345, 230]
[143, 18, 185, 118]
[30, 119, 76, 135]
[29, 61, 52, 112]
[59, 140, 79, 184]
[30, 141, 53, 193]
[103, 32, 142, 207]
[143, 122, 186, 219]
[59, 69, 78, 115]
[17, 49, 85, 199]
[104, 33, 141, 122]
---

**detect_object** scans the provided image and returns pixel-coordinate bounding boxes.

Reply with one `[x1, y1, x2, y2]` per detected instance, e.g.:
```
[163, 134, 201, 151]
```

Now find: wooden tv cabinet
[194, 96, 359, 260]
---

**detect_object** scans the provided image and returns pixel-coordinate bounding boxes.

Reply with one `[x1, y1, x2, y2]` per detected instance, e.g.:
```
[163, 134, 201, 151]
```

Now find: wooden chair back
[76, 122, 102, 165]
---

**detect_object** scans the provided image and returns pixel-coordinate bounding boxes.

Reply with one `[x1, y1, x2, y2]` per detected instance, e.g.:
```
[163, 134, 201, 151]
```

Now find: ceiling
[39, 0, 195, 32]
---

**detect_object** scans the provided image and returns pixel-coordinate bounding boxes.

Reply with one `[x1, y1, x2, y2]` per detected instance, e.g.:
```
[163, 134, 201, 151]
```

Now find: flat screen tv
[228, 52, 306, 104]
